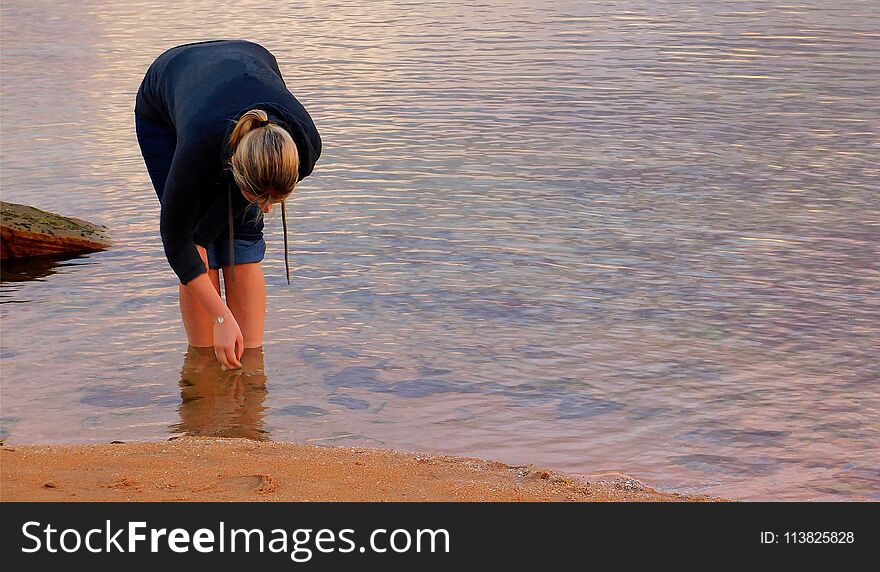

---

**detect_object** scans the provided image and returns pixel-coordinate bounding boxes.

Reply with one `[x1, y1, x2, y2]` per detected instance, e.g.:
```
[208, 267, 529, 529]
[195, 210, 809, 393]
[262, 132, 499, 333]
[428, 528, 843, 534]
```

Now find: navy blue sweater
[135, 39, 321, 284]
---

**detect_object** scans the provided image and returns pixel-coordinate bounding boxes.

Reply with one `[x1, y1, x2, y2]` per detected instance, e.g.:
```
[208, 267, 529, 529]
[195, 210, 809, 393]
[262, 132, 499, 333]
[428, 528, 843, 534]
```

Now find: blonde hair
[228, 109, 300, 212]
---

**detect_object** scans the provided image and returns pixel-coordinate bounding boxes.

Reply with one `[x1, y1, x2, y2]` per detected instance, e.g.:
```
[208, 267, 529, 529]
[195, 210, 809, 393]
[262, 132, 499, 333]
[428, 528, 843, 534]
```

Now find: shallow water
[1, 0, 878, 500]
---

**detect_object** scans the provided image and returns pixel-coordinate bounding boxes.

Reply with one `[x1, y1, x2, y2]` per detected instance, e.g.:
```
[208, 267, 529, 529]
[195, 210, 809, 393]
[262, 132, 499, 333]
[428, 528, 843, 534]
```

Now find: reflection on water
[0, 254, 89, 285]
[1, 1, 879, 500]
[172, 347, 268, 441]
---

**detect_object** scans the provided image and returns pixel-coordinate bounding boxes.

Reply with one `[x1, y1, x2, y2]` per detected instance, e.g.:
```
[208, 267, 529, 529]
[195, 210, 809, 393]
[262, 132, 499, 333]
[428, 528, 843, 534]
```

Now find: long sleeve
[159, 142, 213, 285]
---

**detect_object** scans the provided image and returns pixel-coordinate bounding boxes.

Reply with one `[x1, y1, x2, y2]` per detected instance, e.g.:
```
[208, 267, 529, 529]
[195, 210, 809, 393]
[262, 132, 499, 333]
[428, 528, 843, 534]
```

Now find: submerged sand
[0, 438, 721, 502]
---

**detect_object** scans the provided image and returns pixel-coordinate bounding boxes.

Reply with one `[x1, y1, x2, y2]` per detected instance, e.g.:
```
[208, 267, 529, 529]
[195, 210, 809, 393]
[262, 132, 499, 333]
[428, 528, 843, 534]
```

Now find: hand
[213, 312, 244, 369]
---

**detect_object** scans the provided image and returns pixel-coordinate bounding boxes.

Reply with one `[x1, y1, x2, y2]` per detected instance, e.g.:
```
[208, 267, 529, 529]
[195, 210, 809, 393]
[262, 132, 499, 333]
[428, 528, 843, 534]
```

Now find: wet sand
[0, 437, 721, 502]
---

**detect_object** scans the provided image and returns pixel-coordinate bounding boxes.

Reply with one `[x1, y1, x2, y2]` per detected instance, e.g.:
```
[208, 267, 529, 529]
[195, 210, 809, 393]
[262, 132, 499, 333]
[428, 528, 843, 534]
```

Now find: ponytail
[228, 109, 270, 152]
[228, 108, 300, 204]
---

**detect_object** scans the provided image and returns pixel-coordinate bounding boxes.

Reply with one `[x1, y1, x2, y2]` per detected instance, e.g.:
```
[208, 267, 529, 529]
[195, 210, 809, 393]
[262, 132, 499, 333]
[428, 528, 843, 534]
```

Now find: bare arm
[189, 245, 243, 369]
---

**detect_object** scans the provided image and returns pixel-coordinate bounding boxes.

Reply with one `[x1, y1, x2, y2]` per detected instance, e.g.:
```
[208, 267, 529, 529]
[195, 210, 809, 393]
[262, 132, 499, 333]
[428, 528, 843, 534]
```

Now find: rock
[517, 466, 552, 480]
[1, 201, 111, 259]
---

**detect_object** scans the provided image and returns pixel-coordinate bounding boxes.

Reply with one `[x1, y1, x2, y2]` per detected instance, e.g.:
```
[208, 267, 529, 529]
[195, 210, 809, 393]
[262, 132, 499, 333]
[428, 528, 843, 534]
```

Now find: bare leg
[222, 262, 266, 348]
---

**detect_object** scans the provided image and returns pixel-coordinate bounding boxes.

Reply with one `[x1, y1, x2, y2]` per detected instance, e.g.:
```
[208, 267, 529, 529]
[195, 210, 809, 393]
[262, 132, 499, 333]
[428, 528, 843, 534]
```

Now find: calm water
[1, 1, 878, 501]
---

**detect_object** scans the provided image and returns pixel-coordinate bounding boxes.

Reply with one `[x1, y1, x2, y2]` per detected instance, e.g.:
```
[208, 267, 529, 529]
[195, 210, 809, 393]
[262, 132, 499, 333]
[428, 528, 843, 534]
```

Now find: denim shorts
[206, 236, 266, 270]
[134, 112, 266, 270]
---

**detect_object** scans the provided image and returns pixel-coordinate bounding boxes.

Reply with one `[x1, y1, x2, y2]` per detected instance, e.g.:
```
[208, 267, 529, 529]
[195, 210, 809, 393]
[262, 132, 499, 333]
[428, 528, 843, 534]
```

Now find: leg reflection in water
[171, 346, 269, 440]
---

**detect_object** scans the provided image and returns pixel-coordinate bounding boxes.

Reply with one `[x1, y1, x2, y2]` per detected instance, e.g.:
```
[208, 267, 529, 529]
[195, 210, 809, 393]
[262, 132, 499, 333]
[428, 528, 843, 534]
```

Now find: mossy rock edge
[1, 201, 111, 259]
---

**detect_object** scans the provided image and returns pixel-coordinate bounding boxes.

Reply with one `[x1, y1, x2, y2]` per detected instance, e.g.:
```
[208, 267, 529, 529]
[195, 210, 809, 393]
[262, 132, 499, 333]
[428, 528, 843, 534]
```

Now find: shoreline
[0, 437, 723, 502]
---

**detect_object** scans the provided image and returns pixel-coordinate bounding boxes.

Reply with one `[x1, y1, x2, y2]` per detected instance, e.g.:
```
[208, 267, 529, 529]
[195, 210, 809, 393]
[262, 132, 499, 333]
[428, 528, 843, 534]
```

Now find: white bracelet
[213, 311, 232, 326]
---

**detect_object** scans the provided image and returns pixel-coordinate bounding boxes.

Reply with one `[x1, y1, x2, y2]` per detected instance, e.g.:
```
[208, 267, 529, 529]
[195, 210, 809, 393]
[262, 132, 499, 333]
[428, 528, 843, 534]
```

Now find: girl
[135, 39, 321, 369]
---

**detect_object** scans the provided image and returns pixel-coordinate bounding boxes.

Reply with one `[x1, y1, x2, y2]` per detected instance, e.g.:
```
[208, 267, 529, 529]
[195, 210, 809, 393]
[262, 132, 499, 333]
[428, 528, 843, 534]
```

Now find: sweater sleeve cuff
[193, 233, 213, 249]
[177, 260, 207, 285]
[164, 241, 208, 285]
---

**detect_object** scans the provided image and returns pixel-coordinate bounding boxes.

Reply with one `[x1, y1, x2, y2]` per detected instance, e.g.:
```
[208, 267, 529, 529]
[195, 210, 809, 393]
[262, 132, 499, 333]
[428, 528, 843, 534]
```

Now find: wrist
[213, 310, 233, 326]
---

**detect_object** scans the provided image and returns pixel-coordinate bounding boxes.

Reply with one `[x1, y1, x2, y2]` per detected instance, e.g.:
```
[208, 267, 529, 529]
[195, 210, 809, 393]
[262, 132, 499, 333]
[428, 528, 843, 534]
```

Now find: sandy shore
[0, 438, 721, 502]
